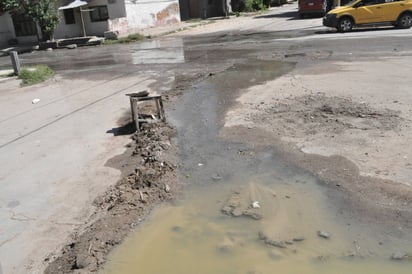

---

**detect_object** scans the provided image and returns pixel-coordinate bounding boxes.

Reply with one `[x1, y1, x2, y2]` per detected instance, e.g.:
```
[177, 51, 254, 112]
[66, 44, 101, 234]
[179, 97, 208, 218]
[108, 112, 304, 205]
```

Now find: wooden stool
[126, 92, 166, 131]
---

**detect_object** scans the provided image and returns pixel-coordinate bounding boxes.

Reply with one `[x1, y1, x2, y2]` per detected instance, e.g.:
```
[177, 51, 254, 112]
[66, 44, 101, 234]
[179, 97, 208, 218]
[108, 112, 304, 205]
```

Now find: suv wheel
[337, 17, 353, 32]
[397, 13, 412, 29]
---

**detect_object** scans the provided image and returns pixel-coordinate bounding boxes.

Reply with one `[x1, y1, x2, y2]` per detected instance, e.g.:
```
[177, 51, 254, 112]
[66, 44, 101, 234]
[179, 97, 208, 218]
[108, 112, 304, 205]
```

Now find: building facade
[0, 0, 181, 47]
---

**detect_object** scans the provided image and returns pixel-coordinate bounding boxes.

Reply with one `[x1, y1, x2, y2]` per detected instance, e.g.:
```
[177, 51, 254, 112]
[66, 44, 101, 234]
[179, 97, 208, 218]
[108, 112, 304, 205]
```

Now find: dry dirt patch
[225, 58, 412, 186]
[251, 93, 403, 136]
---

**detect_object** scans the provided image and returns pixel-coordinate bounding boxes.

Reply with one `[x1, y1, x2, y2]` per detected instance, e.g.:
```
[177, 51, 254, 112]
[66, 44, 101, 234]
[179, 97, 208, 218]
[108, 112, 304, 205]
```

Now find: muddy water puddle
[103, 59, 411, 273]
[102, 176, 411, 274]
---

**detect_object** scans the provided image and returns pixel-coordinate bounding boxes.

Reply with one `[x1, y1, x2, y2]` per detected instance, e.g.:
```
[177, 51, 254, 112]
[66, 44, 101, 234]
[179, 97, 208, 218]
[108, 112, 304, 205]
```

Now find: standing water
[102, 60, 412, 274]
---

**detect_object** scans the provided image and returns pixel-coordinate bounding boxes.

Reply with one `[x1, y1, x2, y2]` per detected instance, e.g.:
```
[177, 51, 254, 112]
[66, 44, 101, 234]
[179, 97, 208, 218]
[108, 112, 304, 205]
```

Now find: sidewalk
[139, 19, 216, 37]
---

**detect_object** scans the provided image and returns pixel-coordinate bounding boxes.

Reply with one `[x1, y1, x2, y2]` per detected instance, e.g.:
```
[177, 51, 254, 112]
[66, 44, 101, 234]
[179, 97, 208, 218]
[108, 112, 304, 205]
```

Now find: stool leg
[132, 99, 140, 131]
[158, 97, 166, 122]
[155, 98, 161, 120]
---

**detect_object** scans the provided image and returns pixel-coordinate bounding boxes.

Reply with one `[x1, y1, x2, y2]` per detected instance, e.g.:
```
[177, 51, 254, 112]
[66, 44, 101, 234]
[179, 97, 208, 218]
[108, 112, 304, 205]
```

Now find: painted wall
[55, 0, 126, 38]
[1, 0, 182, 44]
[125, 0, 180, 32]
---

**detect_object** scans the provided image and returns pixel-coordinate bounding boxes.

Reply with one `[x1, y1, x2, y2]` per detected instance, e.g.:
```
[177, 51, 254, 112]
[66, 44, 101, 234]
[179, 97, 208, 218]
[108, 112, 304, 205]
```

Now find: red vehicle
[298, 0, 329, 18]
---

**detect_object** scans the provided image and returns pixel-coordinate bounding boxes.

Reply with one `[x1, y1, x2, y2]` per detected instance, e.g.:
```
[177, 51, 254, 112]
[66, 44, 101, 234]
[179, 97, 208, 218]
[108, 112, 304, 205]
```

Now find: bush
[19, 65, 54, 86]
[233, 0, 269, 12]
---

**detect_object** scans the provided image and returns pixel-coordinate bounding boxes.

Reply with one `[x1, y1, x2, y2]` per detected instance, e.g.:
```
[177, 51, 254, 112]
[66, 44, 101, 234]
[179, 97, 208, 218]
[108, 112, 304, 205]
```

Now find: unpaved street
[1, 2, 412, 273]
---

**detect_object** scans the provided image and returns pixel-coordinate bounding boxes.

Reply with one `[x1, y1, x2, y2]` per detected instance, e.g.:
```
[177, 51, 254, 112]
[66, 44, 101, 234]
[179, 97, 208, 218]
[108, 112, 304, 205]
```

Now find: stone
[243, 209, 263, 220]
[293, 237, 305, 242]
[212, 174, 223, 181]
[264, 239, 286, 248]
[317, 230, 331, 239]
[66, 44, 77, 49]
[104, 30, 119, 40]
[391, 252, 407, 260]
[258, 231, 267, 241]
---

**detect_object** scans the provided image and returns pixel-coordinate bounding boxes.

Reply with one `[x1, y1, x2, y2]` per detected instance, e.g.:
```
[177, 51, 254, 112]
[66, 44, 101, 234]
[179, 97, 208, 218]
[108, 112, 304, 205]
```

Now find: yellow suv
[323, 0, 412, 32]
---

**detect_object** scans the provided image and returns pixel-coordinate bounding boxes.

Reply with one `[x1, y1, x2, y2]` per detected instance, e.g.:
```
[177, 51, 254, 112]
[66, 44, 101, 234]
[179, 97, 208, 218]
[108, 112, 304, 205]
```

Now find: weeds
[104, 33, 145, 45]
[18, 65, 54, 86]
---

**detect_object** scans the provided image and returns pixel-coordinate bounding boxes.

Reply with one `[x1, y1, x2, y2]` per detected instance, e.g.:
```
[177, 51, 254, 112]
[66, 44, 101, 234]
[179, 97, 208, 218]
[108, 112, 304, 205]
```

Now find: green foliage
[18, 65, 54, 86]
[104, 33, 145, 45]
[0, 0, 22, 14]
[232, 0, 269, 12]
[0, 0, 59, 41]
[244, 0, 269, 11]
[26, 0, 59, 40]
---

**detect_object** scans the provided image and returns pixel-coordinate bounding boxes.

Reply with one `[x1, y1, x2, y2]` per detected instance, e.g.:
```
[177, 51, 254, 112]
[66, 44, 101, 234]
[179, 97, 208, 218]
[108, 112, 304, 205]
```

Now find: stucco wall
[55, 0, 126, 38]
[125, 0, 180, 31]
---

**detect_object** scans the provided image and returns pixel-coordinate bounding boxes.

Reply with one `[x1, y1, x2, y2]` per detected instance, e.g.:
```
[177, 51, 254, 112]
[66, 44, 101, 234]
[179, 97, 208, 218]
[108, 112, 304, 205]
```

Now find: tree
[0, 0, 23, 14]
[0, 0, 59, 41]
[26, 0, 59, 40]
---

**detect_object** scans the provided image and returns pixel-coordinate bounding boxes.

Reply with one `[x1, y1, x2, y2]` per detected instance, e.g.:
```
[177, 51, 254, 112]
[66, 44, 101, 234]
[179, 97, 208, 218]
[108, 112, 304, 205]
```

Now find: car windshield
[345, 0, 360, 6]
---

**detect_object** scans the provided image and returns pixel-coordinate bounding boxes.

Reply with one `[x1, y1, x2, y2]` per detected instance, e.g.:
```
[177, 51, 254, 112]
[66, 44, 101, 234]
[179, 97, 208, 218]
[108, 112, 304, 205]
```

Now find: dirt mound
[44, 122, 178, 274]
[253, 93, 402, 136]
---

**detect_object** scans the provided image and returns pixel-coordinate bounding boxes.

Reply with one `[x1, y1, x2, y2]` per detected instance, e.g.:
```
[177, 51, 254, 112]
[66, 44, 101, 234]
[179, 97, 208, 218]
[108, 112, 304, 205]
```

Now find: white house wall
[55, 0, 127, 38]
[125, 0, 180, 32]
[1, 0, 181, 44]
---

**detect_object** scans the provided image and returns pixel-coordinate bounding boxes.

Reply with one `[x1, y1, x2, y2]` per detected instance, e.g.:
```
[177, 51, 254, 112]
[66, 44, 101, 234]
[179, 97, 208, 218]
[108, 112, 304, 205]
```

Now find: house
[0, 0, 228, 48]
[0, 0, 181, 47]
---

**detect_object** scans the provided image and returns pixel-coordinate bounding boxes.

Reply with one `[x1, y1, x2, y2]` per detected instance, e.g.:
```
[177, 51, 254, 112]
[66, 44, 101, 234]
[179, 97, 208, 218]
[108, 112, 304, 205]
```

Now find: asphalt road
[0, 2, 411, 273]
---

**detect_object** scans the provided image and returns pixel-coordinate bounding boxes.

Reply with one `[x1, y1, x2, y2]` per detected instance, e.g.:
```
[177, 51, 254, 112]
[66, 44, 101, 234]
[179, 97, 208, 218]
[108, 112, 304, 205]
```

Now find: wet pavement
[102, 42, 412, 273]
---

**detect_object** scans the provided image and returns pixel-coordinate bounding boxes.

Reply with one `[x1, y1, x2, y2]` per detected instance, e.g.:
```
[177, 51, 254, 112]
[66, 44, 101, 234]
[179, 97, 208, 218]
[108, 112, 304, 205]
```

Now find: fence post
[10, 51, 21, 76]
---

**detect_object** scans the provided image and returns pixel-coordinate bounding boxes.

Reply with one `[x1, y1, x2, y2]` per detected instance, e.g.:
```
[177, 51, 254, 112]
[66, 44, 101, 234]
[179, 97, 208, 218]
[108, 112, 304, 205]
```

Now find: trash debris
[391, 252, 408, 260]
[198, 163, 204, 167]
[252, 201, 260, 208]
[164, 184, 171, 193]
[32, 98, 40, 104]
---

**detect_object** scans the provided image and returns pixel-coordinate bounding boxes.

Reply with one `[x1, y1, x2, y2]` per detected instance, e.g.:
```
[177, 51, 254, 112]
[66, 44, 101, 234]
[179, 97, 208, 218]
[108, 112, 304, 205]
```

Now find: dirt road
[1, 2, 412, 273]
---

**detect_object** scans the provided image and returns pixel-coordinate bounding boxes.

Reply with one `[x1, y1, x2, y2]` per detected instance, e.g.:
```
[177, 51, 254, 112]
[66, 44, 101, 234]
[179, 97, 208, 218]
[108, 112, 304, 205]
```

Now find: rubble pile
[44, 122, 178, 274]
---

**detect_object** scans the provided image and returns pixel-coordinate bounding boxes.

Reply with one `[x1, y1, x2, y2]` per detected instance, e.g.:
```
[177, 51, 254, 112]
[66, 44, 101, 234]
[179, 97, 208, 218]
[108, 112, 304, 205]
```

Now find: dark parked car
[299, 0, 333, 17]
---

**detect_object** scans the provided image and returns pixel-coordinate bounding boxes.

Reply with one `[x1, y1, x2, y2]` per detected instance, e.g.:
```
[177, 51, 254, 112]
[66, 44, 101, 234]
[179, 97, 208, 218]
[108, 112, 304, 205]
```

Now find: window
[89, 6, 109, 22]
[64, 9, 76, 24]
[12, 14, 37, 36]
